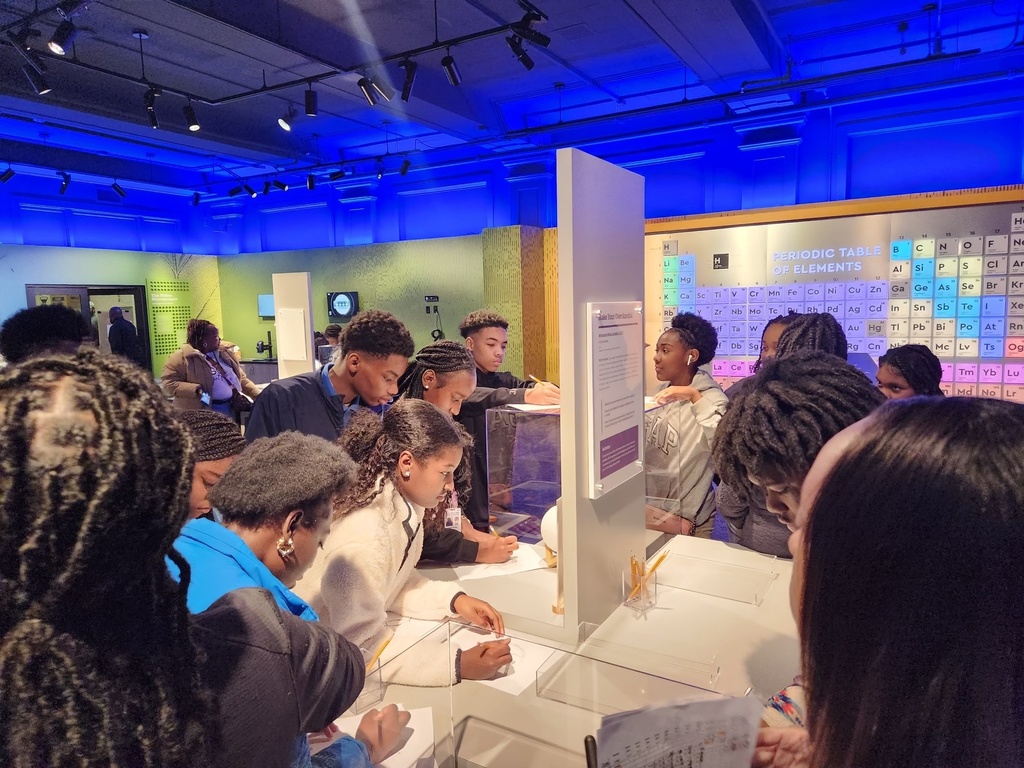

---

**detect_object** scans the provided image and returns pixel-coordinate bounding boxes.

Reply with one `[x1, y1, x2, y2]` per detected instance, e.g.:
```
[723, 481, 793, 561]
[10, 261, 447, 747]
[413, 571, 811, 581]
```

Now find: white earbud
[687, 354, 694, 364]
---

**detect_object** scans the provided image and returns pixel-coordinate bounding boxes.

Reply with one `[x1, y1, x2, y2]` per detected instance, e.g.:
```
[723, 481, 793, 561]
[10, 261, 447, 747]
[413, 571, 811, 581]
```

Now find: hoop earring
[277, 536, 295, 558]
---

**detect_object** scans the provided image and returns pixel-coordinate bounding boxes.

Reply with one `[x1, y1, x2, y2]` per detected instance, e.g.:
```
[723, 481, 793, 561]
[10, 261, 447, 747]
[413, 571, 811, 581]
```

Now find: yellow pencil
[489, 526, 501, 538]
[365, 636, 392, 671]
[628, 552, 669, 602]
[528, 374, 559, 388]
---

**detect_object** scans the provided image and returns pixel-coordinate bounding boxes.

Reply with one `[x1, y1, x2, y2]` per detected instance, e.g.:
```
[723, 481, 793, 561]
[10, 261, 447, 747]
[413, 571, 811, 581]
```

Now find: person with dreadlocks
[774, 312, 848, 361]
[644, 312, 727, 537]
[399, 340, 519, 564]
[297, 399, 511, 687]
[0, 350, 374, 768]
[876, 343, 944, 399]
[245, 309, 414, 443]
[162, 318, 261, 418]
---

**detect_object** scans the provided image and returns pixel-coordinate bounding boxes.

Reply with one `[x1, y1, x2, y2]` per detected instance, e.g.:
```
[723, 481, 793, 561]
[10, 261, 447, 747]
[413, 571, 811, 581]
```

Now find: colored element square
[911, 279, 934, 298]
[910, 319, 932, 339]
[935, 257, 959, 278]
[957, 318, 980, 337]
[890, 240, 912, 259]
[662, 256, 680, 273]
[953, 383, 978, 396]
[954, 363, 979, 382]
[979, 363, 1004, 383]
[981, 296, 1006, 317]
[981, 318, 1006, 338]
[959, 256, 983, 277]
[984, 256, 1008, 275]
[934, 277, 958, 297]
[941, 363, 955, 382]
[933, 319, 956, 337]
[678, 255, 696, 273]
[889, 280, 911, 298]
[1006, 338, 1024, 357]
[912, 259, 935, 278]
[911, 299, 933, 317]
[933, 339, 955, 355]
[955, 338, 980, 357]
[985, 235, 1009, 254]
[889, 261, 910, 280]
[957, 298, 981, 317]
[958, 278, 981, 297]
[985, 276, 1008, 296]
[980, 339, 1005, 358]
[979, 384, 1003, 398]
[912, 239, 935, 257]
[958, 238, 983, 256]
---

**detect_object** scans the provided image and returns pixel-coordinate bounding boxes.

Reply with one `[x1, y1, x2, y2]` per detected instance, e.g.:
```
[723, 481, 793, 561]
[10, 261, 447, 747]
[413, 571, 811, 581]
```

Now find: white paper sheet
[310, 706, 435, 768]
[451, 543, 549, 581]
[446, 625, 563, 696]
[596, 696, 762, 768]
[506, 403, 561, 412]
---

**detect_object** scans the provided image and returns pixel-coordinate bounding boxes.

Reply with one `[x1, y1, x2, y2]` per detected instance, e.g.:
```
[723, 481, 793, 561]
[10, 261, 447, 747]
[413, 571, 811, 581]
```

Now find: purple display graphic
[600, 426, 639, 479]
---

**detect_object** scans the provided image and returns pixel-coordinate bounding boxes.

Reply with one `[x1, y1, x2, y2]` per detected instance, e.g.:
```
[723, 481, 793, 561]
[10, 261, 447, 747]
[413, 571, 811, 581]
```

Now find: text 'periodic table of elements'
[650, 203, 1024, 400]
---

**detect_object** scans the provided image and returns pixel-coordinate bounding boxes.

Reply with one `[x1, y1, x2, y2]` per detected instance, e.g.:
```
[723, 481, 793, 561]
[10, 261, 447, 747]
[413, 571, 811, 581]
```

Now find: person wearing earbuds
[645, 312, 728, 537]
[298, 399, 512, 687]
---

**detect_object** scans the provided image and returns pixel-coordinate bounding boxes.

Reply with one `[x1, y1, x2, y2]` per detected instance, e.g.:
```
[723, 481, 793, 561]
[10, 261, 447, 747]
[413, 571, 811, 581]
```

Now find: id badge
[444, 507, 462, 530]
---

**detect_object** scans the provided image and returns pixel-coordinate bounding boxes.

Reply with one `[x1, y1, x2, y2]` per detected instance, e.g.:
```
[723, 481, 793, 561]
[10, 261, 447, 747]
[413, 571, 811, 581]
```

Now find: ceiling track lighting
[0, 167, 15, 184]
[22, 64, 52, 95]
[184, 101, 200, 132]
[228, 186, 243, 197]
[506, 35, 535, 70]
[278, 105, 296, 131]
[272, 180, 288, 191]
[305, 85, 318, 117]
[48, 19, 77, 56]
[329, 169, 346, 181]
[57, 1, 89, 20]
[399, 158, 411, 177]
[262, 181, 272, 195]
[307, 174, 316, 191]
[512, 15, 551, 48]
[441, 49, 462, 86]
[357, 77, 377, 107]
[111, 181, 126, 198]
[143, 86, 161, 129]
[243, 184, 257, 198]
[191, 191, 201, 206]
[399, 59, 417, 102]
[370, 75, 394, 102]
[58, 171, 70, 195]
[7, 29, 47, 76]
[376, 158, 384, 180]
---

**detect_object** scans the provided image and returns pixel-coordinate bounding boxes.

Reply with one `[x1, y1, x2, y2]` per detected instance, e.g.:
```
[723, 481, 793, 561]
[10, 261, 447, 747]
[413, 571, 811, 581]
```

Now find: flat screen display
[327, 291, 359, 321]
[257, 293, 275, 317]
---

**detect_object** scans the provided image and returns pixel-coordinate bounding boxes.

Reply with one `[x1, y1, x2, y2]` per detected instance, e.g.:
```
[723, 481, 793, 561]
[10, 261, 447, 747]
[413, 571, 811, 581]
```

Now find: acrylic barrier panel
[367, 619, 726, 768]
[486, 406, 562, 544]
[655, 554, 779, 606]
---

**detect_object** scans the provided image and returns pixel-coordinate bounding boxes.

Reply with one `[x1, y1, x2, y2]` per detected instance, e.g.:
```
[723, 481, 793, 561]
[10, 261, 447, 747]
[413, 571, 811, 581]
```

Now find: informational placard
[586, 301, 644, 498]
[276, 307, 309, 361]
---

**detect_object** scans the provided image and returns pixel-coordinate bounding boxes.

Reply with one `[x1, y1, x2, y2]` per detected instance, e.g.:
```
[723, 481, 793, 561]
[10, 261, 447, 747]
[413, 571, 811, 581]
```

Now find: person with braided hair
[178, 409, 246, 519]
[0, 350, 370, 768]
[876, 343, 944, 399]
[399, 340, 520, 564]
[774, 312, 848, 361]
[297, 399, 511, 687]
[245, 309, 414, 443]
[645, 312, 728, 537]
[162, 318, 260, 417]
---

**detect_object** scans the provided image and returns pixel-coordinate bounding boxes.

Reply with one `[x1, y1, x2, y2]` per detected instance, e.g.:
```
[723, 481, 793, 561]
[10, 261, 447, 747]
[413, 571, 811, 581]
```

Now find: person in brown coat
[162, 318, 260, 417]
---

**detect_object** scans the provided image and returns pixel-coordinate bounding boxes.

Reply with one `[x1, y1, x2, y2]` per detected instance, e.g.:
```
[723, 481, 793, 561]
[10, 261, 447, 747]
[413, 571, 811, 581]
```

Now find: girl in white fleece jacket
[296, 399, 511, 687]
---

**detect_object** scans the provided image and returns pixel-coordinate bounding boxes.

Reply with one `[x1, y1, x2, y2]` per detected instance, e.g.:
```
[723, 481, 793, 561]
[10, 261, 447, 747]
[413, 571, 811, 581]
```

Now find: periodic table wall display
[647, 201, 1024, 401]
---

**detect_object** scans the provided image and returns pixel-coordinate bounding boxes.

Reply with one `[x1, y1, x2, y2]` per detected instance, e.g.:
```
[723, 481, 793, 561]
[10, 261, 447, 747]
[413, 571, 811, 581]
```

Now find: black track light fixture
[191, 191, 201, 206]
[111, 181, 126, 198]
[307, 174, 316, 191]
[184, 101, 200, 132]
[329, 169, 346, 181]
[243, 184, 257, 198]
[57, 1, 89, 20]
[399, 59, 417, 102]
[399, 158, 411, 176]
[357, 77, 378, 107]
[0, 167, 15, 184]
[376, 158, 384, 180]
[58, 171, 70, 195]
[262, 181, 272, 195]
[370, 75, 394, 102]
[512, 16, 551, 48]
[143, 86, 160, 129]
[441, 49, 462, 86]
[228, 186, 243, 197]
[278, 105, 296, 131]
[22, 65, 52, 95]
[506, 35, 535, 70]
[273, 180, 288, 191]
[305, 85, 318, 117]
[48, 20, 77, 56]
[8, 29, 47, 76]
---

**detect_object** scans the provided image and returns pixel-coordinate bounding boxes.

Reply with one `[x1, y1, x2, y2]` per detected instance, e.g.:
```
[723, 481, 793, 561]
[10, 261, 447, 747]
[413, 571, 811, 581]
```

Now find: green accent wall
[216, 235, 486, 362]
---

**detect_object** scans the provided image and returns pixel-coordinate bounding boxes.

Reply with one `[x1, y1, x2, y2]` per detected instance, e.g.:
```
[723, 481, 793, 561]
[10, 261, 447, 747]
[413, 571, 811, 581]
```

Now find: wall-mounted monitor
[327, 291, 359, 322]
[257, 293, 275, 317]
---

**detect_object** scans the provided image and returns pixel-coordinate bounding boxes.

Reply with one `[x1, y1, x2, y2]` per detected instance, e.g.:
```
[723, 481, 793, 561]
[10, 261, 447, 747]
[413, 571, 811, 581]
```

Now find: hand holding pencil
[524, 374, 561, 405]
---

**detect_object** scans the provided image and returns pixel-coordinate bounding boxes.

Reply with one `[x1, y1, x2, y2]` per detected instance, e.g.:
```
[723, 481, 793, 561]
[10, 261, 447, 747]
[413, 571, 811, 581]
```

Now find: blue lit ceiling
[0, 0, 1020, 200]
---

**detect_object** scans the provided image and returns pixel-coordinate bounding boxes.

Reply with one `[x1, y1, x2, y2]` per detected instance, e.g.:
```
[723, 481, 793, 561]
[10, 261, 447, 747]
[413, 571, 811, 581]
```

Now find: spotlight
[8, 29, 47, 75]
[243, 184, 257, 198]
[399, 59, 417, 102]
[262, 181, 271, 195]
[399, 158, 411, 176]
[147, 110, 159, 129]
[441, 51, 462, 86]
[329, 169, 346, 181]
[184, 102, 200, 132]
[512, 19, 551, 48]
[307, 174, 316, 190]
[370, 75, 394, 102]
[506, 35, 534, 70]
[191, 191, 201, 206]
[22, 65, 51, 95]
[278, 105, 296, 131]
[376, 158, 384, 180]
[57, 1, 88, 20]
[48, 20, 77, 56]
[228, 186, 243, 197]
[144, 86, 160, 129]
[0, 167, 15, 183]
[357, 77, 377, 106]
[111, 181, 126, 198]
[58, 171, 70, 195]
[305, 86, 318, 117]
[272, 180, 288, 191]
